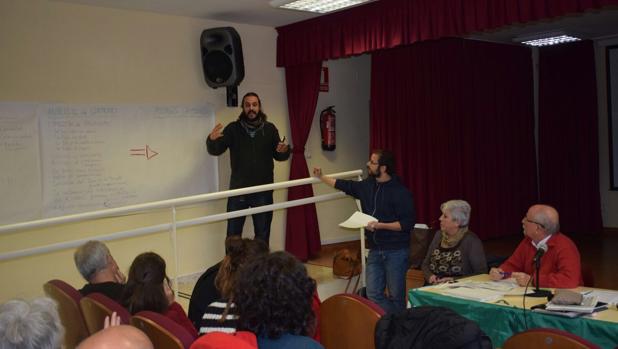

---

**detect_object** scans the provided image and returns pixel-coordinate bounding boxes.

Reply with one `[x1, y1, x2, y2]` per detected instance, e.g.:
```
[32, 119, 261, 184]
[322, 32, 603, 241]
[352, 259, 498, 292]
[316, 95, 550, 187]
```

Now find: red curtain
[538, 40, 602, 234]
[370, 38, 537, 239]
[276, 0, 618, 67]
[284, 62, 323, 261]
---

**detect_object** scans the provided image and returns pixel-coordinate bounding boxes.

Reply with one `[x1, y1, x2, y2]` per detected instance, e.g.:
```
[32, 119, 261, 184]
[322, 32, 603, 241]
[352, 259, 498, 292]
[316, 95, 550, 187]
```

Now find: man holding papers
[489, 204, 582, 288]
[314, 149, 415, 313]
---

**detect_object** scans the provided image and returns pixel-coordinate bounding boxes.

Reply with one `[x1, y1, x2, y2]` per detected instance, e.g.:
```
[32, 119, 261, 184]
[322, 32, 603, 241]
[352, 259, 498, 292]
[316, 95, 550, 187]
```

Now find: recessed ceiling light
[516, 34, 581, 47]
[270, 0, 375, 14]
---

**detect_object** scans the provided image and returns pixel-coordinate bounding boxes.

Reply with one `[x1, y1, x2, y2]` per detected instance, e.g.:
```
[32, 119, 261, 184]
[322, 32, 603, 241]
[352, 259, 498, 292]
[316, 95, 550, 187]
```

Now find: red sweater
[165, 301, 199, 339]
[500, 233, 582, 288]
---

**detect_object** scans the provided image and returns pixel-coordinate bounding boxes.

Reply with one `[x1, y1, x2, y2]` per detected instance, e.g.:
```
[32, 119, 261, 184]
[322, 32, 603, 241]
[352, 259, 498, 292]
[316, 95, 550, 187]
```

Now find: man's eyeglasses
[368, 161, 379, 166]
[525, 218, 545, 229]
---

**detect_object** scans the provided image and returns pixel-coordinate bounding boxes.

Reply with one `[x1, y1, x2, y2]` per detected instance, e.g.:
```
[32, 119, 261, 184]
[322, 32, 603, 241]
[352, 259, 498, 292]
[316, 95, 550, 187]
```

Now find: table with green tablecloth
[408, 275, 618, 348]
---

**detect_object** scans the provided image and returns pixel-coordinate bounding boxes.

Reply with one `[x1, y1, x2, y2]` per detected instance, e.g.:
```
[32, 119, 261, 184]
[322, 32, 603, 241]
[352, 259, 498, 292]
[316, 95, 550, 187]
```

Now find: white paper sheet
[339, 211, 377, 229]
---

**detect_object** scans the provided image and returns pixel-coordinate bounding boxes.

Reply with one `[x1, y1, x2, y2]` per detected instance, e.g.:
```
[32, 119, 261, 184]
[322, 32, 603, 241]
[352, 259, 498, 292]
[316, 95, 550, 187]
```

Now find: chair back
[582, 263, 595, 287]
[409, 223, 431, 268]
[80, 292, 131, 334]
[131, 311, 195, 349]
[43, 279, 89, 349]
[503, 328, 601, 349]
[320, 293, 385, 349]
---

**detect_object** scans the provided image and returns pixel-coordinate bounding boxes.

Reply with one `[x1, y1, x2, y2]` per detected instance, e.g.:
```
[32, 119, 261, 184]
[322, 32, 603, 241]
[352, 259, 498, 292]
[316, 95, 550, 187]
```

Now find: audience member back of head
[198, 237, 269, 335]
[0, 297, 64, 349]
[234, 251, 323, 349]
[74, 240, 126, 302]
[76, 325, 153, 349]
[121, 251, 198, 338]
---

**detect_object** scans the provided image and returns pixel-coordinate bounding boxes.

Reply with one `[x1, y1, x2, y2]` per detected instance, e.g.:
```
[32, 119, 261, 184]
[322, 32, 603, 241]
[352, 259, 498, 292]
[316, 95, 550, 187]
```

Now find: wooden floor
[308, 230, 618, 290]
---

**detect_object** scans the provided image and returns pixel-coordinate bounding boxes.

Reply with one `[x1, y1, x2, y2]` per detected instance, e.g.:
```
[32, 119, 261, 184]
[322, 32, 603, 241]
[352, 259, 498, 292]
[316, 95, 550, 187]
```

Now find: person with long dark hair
[122, 252, 198, 338]
[206, 92, 290, 246]
[198, 237, 269, 335]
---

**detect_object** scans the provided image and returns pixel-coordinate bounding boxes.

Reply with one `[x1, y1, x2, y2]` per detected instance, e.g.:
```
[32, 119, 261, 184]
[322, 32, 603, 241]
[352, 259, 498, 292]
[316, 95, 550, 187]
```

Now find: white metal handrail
[0, 170, 363, 262]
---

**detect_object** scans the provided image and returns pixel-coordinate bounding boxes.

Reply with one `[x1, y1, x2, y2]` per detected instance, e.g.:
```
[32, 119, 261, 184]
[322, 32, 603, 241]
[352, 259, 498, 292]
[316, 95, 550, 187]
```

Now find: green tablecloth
[409, 288, 618, 348]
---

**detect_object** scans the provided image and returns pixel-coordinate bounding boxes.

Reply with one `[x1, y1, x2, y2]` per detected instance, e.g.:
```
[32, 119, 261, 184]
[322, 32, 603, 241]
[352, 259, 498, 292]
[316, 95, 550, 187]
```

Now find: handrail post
[171, 205, 179, 295]
[355, 172, 367, 289]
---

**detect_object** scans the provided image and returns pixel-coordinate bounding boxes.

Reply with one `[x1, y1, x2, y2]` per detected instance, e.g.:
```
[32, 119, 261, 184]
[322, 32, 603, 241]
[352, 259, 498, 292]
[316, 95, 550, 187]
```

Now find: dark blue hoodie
[335, 176, 415, 250]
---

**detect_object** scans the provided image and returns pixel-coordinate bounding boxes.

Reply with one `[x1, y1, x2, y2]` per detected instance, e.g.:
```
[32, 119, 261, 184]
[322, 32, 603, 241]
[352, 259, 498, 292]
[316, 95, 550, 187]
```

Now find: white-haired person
[489, 204, 582, 288]
[421, 200, 487, 284]
[0, 297, 64, 349]
[74, 240, 126, 301]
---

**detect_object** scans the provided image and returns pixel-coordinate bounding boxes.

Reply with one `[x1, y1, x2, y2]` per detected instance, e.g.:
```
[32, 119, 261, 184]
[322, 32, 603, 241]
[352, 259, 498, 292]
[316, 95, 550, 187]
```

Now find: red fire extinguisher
[320, 106, 336, 151]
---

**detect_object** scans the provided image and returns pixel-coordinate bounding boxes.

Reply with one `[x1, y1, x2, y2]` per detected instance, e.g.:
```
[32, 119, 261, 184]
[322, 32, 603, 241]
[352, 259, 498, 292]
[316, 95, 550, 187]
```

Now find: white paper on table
[339, 211, 377, 229]
[589, 290, 618, 304]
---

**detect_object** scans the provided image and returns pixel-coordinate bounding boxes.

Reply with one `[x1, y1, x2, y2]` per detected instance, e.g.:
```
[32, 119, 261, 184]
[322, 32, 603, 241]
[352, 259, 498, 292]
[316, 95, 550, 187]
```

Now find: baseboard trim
[321, 235, 361, 245]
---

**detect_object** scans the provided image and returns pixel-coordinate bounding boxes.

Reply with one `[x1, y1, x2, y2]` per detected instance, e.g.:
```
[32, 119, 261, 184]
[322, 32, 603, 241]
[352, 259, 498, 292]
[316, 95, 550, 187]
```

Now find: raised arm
[313, 167, 336, 188]
[206, 123, 229, 155]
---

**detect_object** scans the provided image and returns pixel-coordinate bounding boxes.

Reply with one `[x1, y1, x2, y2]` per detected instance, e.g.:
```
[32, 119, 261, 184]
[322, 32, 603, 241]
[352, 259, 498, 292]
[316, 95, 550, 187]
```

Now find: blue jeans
[366, 248, 409, 313]
[226, 191, 273, 245]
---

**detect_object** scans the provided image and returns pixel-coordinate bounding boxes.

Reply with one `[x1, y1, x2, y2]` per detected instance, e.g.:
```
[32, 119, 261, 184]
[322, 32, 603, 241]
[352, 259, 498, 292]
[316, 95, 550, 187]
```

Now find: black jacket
[375, 306, 493, 349]
[187, 262, 221, 329]
[206, 120, 290, 189]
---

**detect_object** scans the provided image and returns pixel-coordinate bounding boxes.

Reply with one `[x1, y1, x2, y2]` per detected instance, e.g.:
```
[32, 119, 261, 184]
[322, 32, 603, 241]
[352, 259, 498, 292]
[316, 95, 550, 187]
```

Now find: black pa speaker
[200, 27, 245, 89]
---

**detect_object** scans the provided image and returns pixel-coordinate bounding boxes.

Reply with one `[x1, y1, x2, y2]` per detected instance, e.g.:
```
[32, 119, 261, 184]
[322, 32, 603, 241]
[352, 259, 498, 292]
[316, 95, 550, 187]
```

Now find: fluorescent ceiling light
[270, 0, 374, 14]
[518, 34, 581, 47]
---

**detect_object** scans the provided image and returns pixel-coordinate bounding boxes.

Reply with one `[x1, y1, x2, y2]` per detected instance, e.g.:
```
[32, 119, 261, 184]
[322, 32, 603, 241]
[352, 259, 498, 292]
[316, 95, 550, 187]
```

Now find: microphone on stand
[532, 244, 547, 264]
[529, 243, 552, 298]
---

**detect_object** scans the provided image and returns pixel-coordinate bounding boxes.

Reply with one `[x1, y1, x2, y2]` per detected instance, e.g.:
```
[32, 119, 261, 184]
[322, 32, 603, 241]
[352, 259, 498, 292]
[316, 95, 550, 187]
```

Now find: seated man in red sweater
[489, 204, 582, 288]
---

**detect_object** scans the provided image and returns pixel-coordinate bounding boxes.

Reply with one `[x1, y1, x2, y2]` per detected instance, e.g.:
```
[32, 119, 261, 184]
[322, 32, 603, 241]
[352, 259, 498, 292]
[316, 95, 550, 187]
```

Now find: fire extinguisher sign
[319, 67, 329, 92]
[320, 106, 336, 151]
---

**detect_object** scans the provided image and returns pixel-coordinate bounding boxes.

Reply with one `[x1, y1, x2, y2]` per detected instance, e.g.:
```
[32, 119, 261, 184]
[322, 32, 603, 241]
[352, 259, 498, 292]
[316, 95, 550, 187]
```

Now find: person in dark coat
[374, 306, 492, 349]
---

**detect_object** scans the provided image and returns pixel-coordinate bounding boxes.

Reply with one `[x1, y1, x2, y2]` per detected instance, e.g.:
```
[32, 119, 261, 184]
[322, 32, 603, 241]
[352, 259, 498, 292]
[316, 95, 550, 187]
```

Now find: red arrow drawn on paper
[129, 145, 159, 159]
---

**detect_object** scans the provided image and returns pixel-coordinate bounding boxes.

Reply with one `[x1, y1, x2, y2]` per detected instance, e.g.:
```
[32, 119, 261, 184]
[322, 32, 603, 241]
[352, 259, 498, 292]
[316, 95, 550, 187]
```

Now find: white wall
[0, 0, 372, 303]
[596, 37, 618, 228]
[0, 0, 281, 302]
[307, 55, 372, 244]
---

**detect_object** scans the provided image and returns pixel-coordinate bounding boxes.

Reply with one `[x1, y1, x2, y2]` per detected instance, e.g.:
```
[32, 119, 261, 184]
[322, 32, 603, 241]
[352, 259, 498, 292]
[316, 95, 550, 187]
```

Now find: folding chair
[43, 279, 89, 348]
[503, 328, 601, 349]
[131, 310, 195, 349]
[320, 293, 385, 349]
[80, 292, 131, 334]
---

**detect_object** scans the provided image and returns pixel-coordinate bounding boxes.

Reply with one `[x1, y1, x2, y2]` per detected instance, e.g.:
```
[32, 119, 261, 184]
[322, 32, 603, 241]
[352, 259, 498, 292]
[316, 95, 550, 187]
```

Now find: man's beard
[239, 110, 266, 124]
[368, 167, 381, 178]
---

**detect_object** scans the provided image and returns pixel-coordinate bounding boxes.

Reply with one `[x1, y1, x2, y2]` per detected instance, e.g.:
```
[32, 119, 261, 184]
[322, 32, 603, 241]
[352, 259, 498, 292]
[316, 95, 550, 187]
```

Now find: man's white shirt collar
[531, 234, 551, 249]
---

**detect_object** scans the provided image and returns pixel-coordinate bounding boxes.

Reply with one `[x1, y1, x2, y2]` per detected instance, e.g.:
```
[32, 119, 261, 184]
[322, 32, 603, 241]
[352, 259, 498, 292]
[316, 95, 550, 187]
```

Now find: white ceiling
[53, 0, 323, 27]
[55, 0, 618, 41]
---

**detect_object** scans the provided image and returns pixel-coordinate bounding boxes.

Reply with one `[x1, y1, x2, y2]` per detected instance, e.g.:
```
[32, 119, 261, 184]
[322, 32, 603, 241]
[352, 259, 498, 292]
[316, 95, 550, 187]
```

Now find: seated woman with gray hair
[421, 200, 487, 284]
